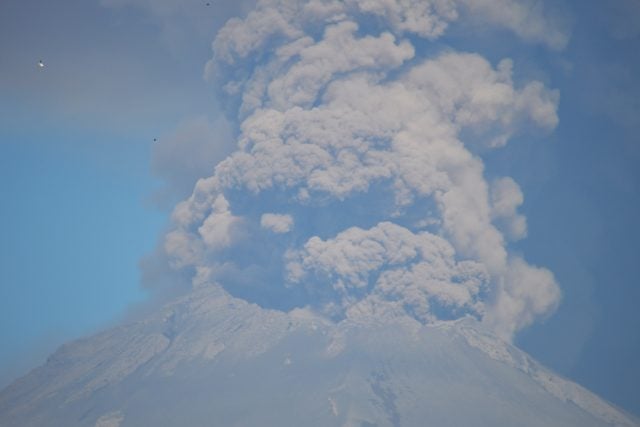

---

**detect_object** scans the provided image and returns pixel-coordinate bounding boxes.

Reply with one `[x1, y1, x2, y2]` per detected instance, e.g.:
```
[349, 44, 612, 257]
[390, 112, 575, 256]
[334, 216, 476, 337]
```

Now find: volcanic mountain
[0, 285, 636, 427]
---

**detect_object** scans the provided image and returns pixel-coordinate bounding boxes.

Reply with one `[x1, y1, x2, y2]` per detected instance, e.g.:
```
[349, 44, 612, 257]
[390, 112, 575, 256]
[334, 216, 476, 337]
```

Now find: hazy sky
[1, 0, 639, 417]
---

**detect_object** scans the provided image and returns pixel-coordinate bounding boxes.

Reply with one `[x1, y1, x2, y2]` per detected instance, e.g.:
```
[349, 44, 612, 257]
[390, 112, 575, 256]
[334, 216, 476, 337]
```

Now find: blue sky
[1, 0, 639, 417]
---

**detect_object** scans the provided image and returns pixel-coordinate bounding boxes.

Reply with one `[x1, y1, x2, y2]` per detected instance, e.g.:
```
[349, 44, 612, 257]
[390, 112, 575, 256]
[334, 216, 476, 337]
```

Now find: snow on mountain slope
[0, 285, 637, 427]
[435, 319, 637, 427]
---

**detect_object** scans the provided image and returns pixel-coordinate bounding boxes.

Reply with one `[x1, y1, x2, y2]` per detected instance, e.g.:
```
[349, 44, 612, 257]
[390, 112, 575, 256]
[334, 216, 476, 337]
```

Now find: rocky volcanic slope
[0, 285, 637, 427]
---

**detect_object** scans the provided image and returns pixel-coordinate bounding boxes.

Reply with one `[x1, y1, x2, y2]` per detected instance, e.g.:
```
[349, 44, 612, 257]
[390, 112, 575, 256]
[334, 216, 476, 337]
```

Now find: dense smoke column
[163, 0, 563, 341]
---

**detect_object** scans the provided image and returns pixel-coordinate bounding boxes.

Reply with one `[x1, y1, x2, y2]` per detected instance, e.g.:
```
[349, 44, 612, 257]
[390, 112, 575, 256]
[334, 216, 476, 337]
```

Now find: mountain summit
[0, 285, 636, 427]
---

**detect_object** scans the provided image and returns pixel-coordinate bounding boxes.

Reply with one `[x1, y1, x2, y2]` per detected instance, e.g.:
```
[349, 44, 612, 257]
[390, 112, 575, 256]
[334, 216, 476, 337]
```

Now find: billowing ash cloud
[285, 221, 489, 323]
[159, 0, 565, 340]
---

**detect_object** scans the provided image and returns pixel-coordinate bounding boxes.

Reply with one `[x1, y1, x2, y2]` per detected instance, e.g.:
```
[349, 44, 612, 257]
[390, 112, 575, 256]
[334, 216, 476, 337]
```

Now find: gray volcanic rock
[0, 285, 637, 427]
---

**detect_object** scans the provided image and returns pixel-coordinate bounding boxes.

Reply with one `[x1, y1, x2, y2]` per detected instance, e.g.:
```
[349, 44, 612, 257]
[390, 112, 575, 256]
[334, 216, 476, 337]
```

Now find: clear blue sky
[0, 0, 639, 417]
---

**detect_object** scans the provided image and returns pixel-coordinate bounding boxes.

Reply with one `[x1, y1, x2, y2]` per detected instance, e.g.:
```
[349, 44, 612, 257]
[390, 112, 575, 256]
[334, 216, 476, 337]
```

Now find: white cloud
[198, 194, 242, 250]
[209, 51, 557, 281]
[160, 0, 563, 340]
[286, 222, 488, 321]
[207, 0, 568, 77]
[403, 55, 559, 147]
[459, 0, 570, 50]
[485, 257, 561, 340]
[346, 0, 459, 38]
[209, 0, 305, 66]
[163, 192, 244, 270]
[266, 20, 415, 111]
[215, 52, 558, 201]
[164, 229, 203, 269]
[260, 213, 294, 233]
[491, 177, 527, 240]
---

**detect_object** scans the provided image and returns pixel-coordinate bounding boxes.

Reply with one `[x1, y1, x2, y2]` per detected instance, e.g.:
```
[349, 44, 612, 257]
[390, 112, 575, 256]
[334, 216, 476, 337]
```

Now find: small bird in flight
[37, 60, 45, 69]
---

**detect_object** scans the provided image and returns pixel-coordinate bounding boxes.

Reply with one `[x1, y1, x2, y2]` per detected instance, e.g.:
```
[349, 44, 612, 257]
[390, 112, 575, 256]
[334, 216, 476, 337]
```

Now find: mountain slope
[0, 285, 637, 427]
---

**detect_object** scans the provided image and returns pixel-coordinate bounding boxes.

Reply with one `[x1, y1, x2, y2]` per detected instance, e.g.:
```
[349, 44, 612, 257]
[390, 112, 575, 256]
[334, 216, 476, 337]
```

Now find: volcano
[0, 285, 636, 427]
